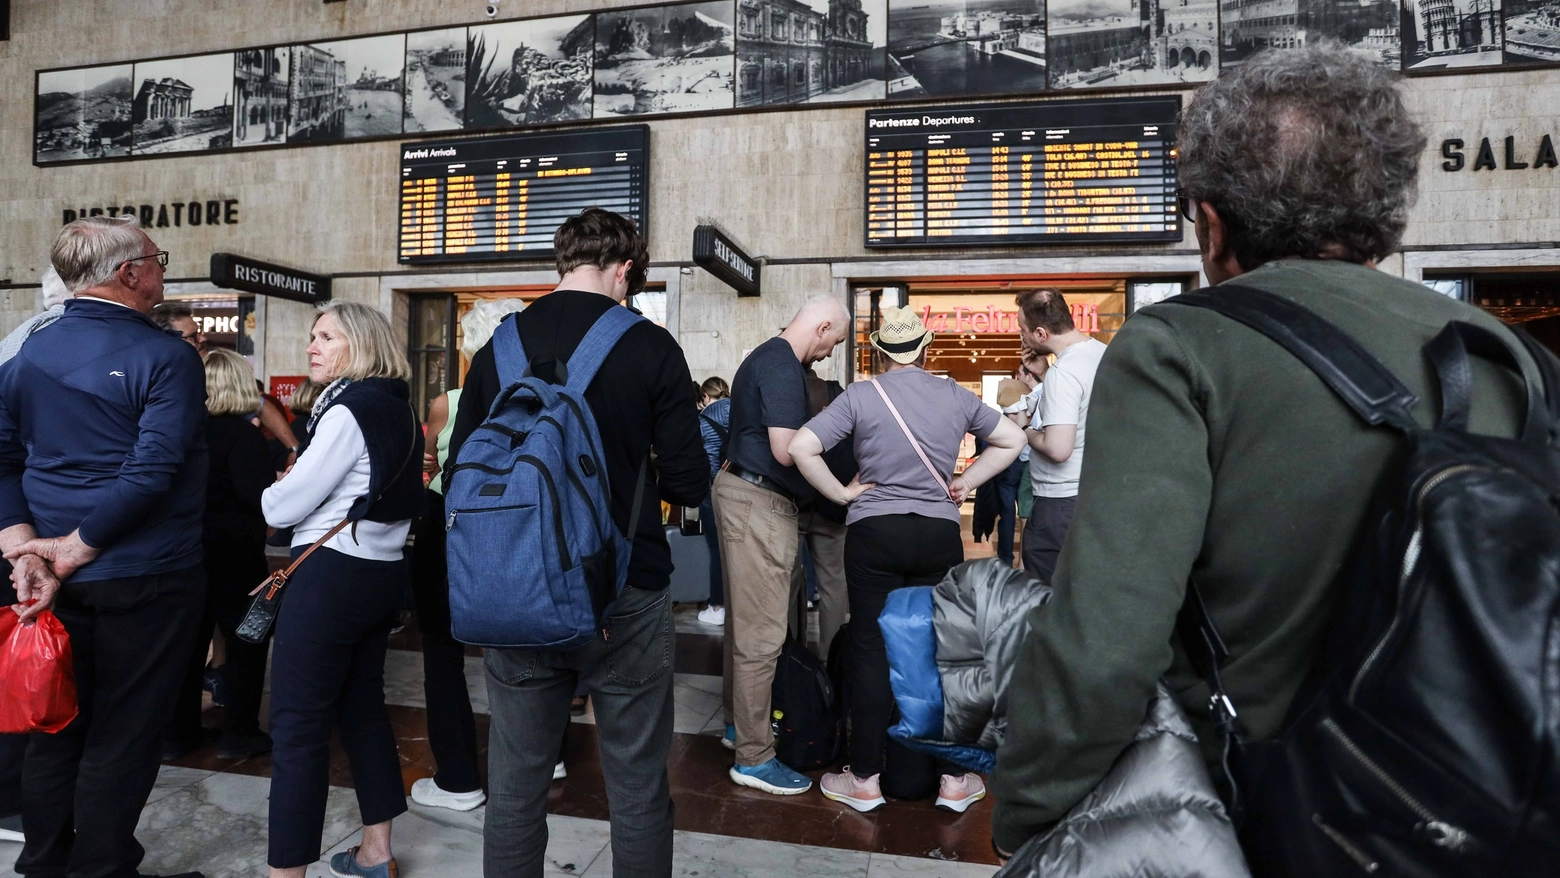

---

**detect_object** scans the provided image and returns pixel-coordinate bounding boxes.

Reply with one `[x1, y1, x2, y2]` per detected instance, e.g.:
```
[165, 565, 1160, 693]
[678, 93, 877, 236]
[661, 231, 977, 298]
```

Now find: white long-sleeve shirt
[261, 405, 411, 561]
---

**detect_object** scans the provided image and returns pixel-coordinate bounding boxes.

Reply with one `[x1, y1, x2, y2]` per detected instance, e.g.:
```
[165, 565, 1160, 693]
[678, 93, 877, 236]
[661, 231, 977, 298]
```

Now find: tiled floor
[1, 529, 1014, 877]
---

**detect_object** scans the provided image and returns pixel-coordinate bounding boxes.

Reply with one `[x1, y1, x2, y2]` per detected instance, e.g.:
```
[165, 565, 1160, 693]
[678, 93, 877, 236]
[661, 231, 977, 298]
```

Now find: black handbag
[234, 518, 351, 644]
[236, 406, 420, 645]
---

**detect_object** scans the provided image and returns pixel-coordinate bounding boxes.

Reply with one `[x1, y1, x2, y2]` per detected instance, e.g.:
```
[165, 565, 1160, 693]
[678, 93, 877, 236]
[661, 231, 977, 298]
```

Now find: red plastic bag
[0, 608, 79, 733]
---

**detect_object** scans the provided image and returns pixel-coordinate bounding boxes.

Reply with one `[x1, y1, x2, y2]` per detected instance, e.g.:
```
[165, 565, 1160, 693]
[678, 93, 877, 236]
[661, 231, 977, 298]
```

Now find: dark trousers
[485, 584, 675, 878]
[699, 498, 723, 607]
[1021, 495, 1079, 584]
[843, 515, 963, 783]
[1, 578, 22, 820]
[995, 457, 1025, 566]
[410, 490, 480, 794]
[17, 565, 205, 878]
[169, 535, 272, 742]
[267, 547, 408, 869]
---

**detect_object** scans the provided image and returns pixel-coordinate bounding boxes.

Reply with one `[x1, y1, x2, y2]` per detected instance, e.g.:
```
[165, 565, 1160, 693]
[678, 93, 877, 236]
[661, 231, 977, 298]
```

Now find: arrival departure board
[399, 125, 648, 264]
[864, 97, 1181, 248]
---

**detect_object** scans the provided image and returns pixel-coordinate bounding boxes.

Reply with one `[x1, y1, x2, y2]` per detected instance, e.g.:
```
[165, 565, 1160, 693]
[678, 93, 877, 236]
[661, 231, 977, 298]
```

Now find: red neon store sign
[917, 303, 1100, 334]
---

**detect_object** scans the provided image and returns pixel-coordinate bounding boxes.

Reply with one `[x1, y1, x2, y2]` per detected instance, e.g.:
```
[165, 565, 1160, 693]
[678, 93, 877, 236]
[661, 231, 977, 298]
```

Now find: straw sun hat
[869, 305, 934, 365]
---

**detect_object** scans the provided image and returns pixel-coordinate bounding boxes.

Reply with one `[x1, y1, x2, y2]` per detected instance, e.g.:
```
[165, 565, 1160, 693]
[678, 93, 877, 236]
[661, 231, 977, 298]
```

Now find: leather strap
[250, 518, 353, 598]
[869, 378, 950, 497]
[1424, 321, 1550, 443]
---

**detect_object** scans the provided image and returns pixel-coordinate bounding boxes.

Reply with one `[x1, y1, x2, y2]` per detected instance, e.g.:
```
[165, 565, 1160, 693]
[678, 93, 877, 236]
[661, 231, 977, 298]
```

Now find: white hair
[50, 216, 146, 293]
[461, 298, 526, 360]
[40, 266, 69, 308]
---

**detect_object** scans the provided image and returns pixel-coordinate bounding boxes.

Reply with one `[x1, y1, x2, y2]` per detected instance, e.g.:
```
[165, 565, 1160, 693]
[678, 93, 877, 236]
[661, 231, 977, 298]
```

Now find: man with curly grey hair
[990, 43, 1539, 859]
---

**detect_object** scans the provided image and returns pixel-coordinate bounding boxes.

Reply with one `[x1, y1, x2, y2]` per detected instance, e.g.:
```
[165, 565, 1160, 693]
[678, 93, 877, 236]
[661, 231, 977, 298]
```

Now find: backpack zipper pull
[446, 510, 458, 532]
[601, 625, 612, 643]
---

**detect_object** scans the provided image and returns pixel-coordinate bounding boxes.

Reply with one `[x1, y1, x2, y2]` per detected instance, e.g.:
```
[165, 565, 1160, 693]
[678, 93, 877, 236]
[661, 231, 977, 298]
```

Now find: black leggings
[410, 490, 481, 793]
[844, 514, 963, 784]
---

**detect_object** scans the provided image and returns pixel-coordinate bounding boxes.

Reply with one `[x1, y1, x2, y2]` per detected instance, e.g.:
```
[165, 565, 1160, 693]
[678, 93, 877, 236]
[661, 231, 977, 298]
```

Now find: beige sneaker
[820, 767, 887, 812]
[935, 773, 987, 813]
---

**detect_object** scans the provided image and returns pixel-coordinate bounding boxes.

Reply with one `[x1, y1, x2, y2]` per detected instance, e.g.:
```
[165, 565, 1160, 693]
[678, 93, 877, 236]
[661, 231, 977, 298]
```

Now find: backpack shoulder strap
[491, 313, 528, 388]
[1166, 285, 1419, 434]
[563, 305, 645, 395]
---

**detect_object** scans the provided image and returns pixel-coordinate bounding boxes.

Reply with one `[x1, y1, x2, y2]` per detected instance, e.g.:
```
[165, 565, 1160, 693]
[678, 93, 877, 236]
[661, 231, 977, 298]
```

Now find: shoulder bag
[869, 377, 952, 499]
[235, 407, 419, 644]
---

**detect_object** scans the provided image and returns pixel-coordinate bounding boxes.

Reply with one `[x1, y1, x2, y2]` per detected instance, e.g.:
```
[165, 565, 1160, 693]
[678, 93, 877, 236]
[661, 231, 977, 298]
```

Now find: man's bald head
[780, 294, 850, 366]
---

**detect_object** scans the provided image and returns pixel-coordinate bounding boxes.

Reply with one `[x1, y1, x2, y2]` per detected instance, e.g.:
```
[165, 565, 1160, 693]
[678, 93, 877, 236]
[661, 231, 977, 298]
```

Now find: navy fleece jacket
[0, 298, 208, 582]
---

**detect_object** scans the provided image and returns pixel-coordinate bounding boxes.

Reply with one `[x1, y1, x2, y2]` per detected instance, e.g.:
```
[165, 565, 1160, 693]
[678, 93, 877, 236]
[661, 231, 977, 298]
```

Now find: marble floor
[0, 594, 1005, 878]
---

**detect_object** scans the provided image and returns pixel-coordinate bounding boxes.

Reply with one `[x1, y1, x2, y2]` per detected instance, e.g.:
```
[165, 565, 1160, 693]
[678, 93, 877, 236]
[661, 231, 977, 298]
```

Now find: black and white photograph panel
[405, 27, 468, 133]
[132, 54, 235, 155]
[1220, 0, 1400, 67]
[233, 48, 289, 147]
[1404, 0, 1502, 70]
[886, 0, 1047, 99]
[594, 1, 737, 117]
[35, 64, 133, 162]
[735, 0, 888, 107]
[466, 15, 593, 128]
[290, 33, 405, 143]
[1048, 0, 1217, 88]
[1505, 0, 1560, 65]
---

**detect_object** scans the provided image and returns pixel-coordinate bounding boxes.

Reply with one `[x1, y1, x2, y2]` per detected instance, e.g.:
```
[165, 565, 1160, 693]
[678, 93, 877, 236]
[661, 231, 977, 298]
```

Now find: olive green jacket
[990, 259, 1533, 852]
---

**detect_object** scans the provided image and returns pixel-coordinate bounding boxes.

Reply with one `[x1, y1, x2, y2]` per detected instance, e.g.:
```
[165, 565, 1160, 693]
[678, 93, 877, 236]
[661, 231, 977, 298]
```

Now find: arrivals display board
[864, 97, 1181, 248]
[398, 125, 648, 264]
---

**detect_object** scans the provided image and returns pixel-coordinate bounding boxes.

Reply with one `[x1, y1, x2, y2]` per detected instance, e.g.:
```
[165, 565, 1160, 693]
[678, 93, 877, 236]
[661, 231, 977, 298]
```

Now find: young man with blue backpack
[442, 209, 708, 878]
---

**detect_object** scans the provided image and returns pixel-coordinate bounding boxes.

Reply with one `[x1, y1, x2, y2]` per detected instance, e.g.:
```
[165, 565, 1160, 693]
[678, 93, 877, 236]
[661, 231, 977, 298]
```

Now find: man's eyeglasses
[1174, 189, 1202, 224]
[117, 250, 169, 271]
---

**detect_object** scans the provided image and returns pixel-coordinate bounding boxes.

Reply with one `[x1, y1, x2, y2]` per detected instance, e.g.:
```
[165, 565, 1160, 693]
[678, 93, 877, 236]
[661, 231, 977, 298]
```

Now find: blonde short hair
[204, 348, 262, 417]
[315, 301, 411, 382]
[460, 298, 526, 360]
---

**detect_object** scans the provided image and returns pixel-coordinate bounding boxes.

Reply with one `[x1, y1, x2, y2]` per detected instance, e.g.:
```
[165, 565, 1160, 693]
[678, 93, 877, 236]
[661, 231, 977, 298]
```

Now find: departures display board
[399, 125, 649, 264]
[864, 97, 1181, 248]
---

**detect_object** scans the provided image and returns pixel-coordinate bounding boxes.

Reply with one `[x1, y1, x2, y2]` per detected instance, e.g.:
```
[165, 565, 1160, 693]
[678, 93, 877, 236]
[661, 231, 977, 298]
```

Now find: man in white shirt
[1015, 289, 1107, 582]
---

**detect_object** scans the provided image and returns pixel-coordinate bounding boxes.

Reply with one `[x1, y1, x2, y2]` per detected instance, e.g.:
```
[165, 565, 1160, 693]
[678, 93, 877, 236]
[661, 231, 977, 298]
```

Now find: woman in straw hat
[788, 306, 1025, 814]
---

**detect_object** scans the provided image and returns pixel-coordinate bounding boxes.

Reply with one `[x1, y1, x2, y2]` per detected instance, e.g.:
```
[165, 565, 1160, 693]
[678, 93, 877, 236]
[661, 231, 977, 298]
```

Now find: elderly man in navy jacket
[0, 216, 207, 878]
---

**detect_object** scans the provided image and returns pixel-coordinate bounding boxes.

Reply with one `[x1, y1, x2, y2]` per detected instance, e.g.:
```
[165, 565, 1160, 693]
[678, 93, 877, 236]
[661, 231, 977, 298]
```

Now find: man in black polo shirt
[717, 295, 849, 796]
[445, 209, 708, 876]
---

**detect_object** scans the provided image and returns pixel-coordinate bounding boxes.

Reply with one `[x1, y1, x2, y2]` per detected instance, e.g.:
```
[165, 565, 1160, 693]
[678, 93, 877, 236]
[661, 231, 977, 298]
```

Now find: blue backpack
[445, 306, 647, 648]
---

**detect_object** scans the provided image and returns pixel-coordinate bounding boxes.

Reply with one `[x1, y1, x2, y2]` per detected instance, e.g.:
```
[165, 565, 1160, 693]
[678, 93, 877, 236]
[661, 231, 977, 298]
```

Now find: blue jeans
[700, 498, 723, 606]
[995, 456, 1025, 566]
[484, 584, 675, 878]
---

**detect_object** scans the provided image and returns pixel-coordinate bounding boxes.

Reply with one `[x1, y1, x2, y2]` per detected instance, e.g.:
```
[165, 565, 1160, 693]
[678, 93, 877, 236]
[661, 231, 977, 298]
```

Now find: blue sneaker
[730, 758, 812, 795]
[329, 847, 398, 878]
[722, 724, 735, 751]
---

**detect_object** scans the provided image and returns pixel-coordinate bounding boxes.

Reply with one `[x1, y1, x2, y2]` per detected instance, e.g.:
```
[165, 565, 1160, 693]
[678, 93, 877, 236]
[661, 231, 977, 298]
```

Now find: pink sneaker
[935, 773, 987, 813]
[820, 767, 887, 812]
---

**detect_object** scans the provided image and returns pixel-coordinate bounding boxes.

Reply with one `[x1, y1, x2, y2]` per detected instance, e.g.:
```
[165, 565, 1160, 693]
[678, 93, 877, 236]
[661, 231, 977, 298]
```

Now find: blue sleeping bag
[880, 586, 996, 773]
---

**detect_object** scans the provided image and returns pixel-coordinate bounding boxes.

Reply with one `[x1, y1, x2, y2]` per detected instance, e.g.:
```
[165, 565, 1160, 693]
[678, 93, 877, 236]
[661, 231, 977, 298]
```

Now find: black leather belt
[725, 462, 796, 502]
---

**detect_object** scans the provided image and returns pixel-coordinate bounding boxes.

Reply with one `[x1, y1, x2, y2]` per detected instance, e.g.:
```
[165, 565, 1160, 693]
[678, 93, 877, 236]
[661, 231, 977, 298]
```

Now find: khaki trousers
[714, 470, 800, 767]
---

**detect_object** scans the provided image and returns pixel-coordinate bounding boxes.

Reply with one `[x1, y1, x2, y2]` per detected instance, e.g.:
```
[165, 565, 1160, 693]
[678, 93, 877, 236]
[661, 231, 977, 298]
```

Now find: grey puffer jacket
[993, 682, 1251, 878]
[934, 558, 1051, 750]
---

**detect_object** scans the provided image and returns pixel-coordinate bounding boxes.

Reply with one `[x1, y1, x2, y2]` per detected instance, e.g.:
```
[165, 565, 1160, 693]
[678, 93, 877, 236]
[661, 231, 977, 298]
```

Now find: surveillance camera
[484, 2, 499, 18]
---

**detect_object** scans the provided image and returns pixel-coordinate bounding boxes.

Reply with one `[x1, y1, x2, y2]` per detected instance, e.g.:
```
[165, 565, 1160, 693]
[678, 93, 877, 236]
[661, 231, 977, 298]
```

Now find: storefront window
[408, 293, 455, 421]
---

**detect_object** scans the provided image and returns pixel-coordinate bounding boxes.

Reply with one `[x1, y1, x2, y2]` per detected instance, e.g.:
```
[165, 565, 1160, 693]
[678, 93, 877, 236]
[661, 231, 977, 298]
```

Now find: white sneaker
[410, 776, 486, 811]
[553, 761, 567, 780]
[697, 605, 725, 626]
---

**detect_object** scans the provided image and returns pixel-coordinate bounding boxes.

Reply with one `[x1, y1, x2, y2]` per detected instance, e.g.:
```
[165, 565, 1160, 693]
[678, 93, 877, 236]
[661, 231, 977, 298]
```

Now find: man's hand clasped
[5, 530, 99, 623]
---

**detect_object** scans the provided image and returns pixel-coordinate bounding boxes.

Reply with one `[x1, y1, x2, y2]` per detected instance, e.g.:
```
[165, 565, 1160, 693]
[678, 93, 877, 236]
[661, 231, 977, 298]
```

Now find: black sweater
[203, 414, 275, 544]
[446, 291, 709, 590]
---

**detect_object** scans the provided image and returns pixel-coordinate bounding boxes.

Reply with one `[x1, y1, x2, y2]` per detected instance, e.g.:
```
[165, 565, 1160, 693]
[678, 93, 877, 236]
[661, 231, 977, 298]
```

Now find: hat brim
[869, 329, 934, 364]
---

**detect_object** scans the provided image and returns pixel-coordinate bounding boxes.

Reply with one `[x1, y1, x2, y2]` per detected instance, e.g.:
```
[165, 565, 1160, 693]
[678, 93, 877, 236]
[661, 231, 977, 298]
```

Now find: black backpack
[1169, 286, 1560, 876]
[771, 595, 841, 772]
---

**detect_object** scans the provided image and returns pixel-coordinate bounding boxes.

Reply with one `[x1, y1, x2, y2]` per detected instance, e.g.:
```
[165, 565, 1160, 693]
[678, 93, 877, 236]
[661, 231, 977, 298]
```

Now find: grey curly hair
[1178, 43, 1427, 269]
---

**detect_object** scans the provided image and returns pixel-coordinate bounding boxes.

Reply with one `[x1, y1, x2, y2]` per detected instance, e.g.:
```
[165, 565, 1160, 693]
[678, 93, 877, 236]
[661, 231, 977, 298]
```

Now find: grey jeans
[483, 585, 676, 878]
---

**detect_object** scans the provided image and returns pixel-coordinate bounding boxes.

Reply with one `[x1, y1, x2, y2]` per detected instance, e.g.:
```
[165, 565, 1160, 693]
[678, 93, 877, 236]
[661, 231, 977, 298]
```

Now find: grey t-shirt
[805, 367, 1001, 526]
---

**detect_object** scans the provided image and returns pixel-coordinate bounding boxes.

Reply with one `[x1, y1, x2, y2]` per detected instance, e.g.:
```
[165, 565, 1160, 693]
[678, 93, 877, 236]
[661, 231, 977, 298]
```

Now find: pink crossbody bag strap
[868, 378, 950, 497]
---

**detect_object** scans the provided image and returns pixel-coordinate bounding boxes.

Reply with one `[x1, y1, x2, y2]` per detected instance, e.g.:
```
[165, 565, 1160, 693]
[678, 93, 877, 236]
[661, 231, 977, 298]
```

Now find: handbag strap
[869, 378, 950, 497]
